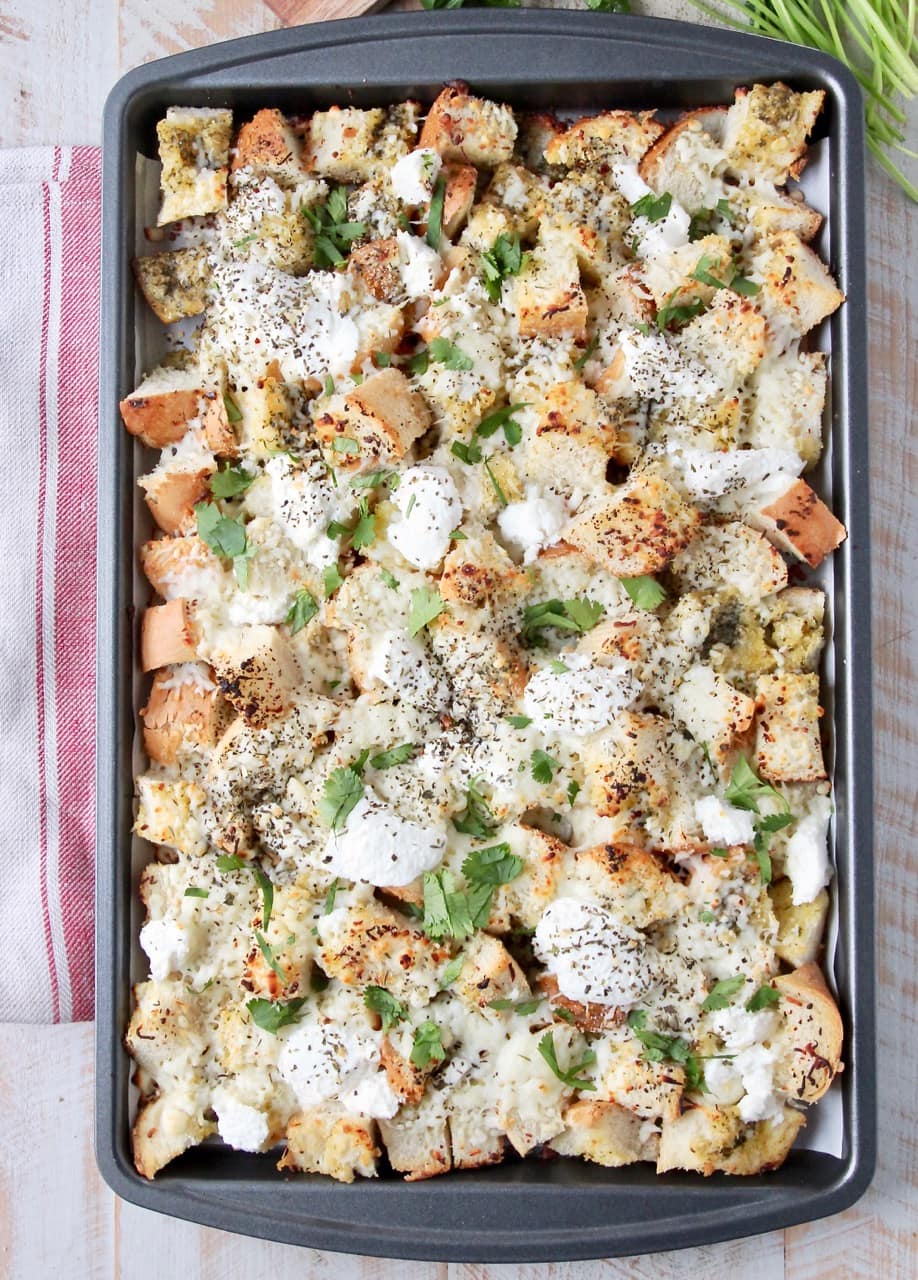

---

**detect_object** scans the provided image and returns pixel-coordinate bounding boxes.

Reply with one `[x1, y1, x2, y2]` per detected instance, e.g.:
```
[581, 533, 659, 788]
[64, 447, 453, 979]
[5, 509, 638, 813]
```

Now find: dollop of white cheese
[694, 794, 756, 847]
[277, 1016, 400, 1119]
[615, 329, 721, 403]
[388, 465, 463, 570]
[213, 1091, 270, 1152]
[661, 444, 804, 510]
[612, 162, 691, 257]
[362, 629, 441, 702]
[139, 919, 190, 982]
[266, 454, 353, 570]
[534, 897, 657, 1007]
[523, 654, 641, 736]
[396, 231, 442, 300]
[498, 485, 568, 564]
[325, 790, 446, 887]
[389, 148, 441, 206]
[784, 795, 833, 905]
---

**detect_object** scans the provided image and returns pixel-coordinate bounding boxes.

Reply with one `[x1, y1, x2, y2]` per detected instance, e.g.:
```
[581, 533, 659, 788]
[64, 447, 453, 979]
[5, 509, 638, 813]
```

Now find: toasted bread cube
[209, 625, 300, 729]
[419, 83, 517, 166]
[156, 106, 232, 226]
[574, 844, 686, 928]
[141, 669, 224, 766]
[638, 108, 727, 211]
[744, 351, 827, 466]
[379, 1096, 451, 1182]
[440, 163, 478, 239]
[766, 587, 826, 672]
[132, 1090, 215, 1179]
[544, 110, 664, 168]
[440, 528, 528, 608]
[231, 107, 306, 183]
[514, 112, 565, 172]
[141, 599, 199, 672]
[773, 962, 843, 1103]
[722, 83, 824, 184]
[515, 233, 587, 341]
[670, 522, 787, 603]
[482, 162, 547, 237]
[551, 1099, 658, 1167]
[135, 776, 207, 857]
[670, 663, 756, 766]
[119, 366, 202, 449]
[448, 1096, 506, 1170]
[642, 233, 733, 310]
[453, 933, 530, 1010]
[657, 1103, 805, 1175]
[278, 1106, 379, 1182]
[199, 387, 240, 458]
[599, 1033, 684, 1121]
[755, 671, 826, 783]
[347, 237, 402, 303]
[536, 973, 623, 1034]
[738, 185, 824, 244]
[141, 466, 213, 536]
[749, 475, 846, 568]
[133, 247, 209, 324]
[305, 106, 387, 181]
[315, 368, 432, 474]
[234, 373, 306, 460]
[677, 292, 768, 390]
[769, 878, 829, 967]
[318, 901, 446, 1005]
[564, 474, 700, 577]
[754, 231, 845, 346]
[379, 1037, 428, 1107]
[140, 534, 223, 600]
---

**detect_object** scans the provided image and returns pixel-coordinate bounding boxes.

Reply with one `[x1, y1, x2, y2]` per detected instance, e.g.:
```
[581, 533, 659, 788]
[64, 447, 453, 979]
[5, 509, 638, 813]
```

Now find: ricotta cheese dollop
[212, 1091, 270, 1153]
[277, 1016, 400, 1119]
[266, 454, 353, 570]
[534, 897, 657, 1007]
[694, 794, 756, 847]
[498, 485, 569, 564]
[388, 465, 463, 570]
[784, 795, 833, 905]
[139, 919, 191, 982]
[325, 789, 446, 887]
[396, 231, 442, 300]
[708, 1007, 784, 1124]
[523, 654, 641, 736]
[389, 148, 441, 206]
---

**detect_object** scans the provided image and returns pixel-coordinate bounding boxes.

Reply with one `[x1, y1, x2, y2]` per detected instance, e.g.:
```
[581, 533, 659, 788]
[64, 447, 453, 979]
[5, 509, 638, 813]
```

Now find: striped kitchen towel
[0, 147, 100, 1022]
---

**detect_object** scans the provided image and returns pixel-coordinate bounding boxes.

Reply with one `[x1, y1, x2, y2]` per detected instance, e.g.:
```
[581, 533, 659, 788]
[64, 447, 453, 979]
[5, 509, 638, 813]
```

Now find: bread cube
[748, 476, 846, 567]
[156, 106, 232, 225]
[669, 522, 787, 603]
[133, 247, 209, 324]
[379, 1095, 451, 1181]
[638, 108, 727, 211]
[515, 233, 588, 341]
[141, 465, 213, 536]
[140, 534, 223, 600]
[722, 83, 824, 184]
[743, 351, 827, 466]
[544, 110, 664, 168]
[279, 1106, 379, 1182]
[766, 587, 826, 672]
[670, 663, 756, 766]
[305, 103, 418, 183]
[132, 1090, 215, 1179]
[551, 1099, 658, 1167]
[419, 83, 517, 166]
[318, 901, 447, 1006]
[439, 528, 528, 608]
[514, 112, 564, 173]
[773, 962, 843, 1102]
[677, 292, 768, 391]
[347, 237, 402, 303]
[482, 162, 547, 237]
[753, 231, 845, 346]
[199, 386, 240, 458]
[574, 844, 686, 928]
[314, 368, 432, 474]
[135, 776, 207, 857]
[769, 877, 829, 967]
[141, 669, 224, 766]
[563, 474, 700, 577]
[452, 933, 530, 1010]
[119, 365, 202, 449]
[231, 107, 306, 183]
[234, 373, 306, 460]
[141, 599, 199, 672]
[657, 1103, 805, 1175]
[599, 1033, 684, 1121]
[755, 671, 826, 783]
[209, 625, 301, 728]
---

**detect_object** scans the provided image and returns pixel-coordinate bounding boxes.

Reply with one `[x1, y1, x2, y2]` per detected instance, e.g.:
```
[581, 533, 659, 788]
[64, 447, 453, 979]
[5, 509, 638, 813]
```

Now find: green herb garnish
[480, 232, 526, 301]
[452, 778, 498, 839]
[303, 186, 367, 269]
[426, 175, 446, 249]
[531, 749, 559, 785]
[630, 190, 673, 222]
[246, 997, 307, 1035]
[369, 742, 417, 770]
[461, 842, 523, 886]
[702, 975, 746, 1012]
[747, 984, 781, 1012]
[286, 589, 319, 635]
[209, 462, 253, 499]
[364, 985, 408, 1032]
[522, 597, 604, 643]
[407, 587, 447, 636]
[410, 1020, 446, 1068]
[184, 887, 208, 899]
[620, 575, 667, 611]
[537, 1032, 597, 1091]
[319, 764, 365, 831]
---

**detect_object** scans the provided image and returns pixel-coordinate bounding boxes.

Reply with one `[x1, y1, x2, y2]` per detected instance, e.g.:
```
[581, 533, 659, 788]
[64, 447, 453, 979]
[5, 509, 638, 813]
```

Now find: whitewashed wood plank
[117, 0, 282, 72]
[0, 0, 118, 148]
[0, 1021, 113, 1280]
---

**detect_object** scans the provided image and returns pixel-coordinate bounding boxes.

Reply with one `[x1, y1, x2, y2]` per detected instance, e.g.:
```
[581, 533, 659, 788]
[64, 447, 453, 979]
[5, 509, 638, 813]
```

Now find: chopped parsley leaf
[505, 714, 532, 728]
[537, 1032, 597, 1091]
[452, 778, 498, 839]
[451, 439, 483, 465]
[630, 190, 673, 222]
[331, 436, 360, 455]
[323, 878, 340, 915]
[488, 996, 542, 1014]
[567, 779, 581, 806]
[725, 757, 791, 814]
[476, 403, 528, 446]
[747, 984, 781, 1012]
[216, 854, 247, 873]
[246, 997, 307, 1035]
[364, 985, 408, 1032]
[531, 749, 559, 785]
[440, 955, 465, 988]
[461, 842, 523, 886]
[701, 975, 746, 1012]
[480, 232, 526, 301]
[522, 596, 604, 643]
[656, 290, 706, 332]
[184, 887, 208, 899]
[410, 1020, 446, 1068]
[222, 391, 243, 423]
[323, 564, 344, 598]
[628, 1009, 705, 1092]
[422, 869, 494, 941]
[286, 589, 319, 635]
[620, 575, 667, 611]
[253, 867, 274, 934]
[255, 931, 285, 982]
[380, 567, 399, 591]
[209, 462, 253, 499]
[302, 187, 367, 269]
[369, 742, 417, 770]
[573, 334, 598, 372]
[428, 336, 474, 371]
[426, 175, 446, 250]
[407, 586, 447, 636]
[550, 659, 569, 674]
[319, 765, 364, 831]
[484, 458, 508, 506]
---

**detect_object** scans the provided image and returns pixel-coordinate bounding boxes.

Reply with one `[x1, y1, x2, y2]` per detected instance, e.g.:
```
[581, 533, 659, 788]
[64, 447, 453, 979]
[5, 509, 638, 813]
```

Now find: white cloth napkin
[0, 146, 100, 1021]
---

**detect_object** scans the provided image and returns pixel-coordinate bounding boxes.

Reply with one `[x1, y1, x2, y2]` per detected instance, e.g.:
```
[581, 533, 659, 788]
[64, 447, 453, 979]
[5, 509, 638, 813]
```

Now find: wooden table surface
[0, 1, 914, 1276]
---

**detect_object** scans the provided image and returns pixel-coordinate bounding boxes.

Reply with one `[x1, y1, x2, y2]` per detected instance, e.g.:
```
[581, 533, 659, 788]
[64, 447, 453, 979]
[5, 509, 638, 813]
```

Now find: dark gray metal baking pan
[96, 10, 875, 1261]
